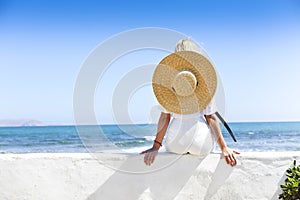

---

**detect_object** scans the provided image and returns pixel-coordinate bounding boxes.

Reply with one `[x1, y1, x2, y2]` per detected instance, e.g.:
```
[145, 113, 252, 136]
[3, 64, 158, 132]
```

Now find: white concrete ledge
[1, 152, 300, 200]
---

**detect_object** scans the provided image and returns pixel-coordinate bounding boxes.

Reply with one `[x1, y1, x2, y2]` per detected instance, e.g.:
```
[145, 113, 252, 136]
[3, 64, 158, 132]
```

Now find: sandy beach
[1, 151, 299, 200]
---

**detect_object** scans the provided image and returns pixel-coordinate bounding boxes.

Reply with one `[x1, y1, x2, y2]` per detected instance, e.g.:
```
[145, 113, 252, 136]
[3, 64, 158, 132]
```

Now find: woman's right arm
[140, 112, 171, 165]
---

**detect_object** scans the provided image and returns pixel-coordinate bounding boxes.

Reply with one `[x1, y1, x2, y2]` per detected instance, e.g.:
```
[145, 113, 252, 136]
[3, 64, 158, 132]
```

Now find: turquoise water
[0, 122, 299, 153]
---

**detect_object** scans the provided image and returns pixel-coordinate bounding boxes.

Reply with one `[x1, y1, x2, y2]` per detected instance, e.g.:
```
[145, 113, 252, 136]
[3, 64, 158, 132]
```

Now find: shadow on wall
[87, 152, 234, 200]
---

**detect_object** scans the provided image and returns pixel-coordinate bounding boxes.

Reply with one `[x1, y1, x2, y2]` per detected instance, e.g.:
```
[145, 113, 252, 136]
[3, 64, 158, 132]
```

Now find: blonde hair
[175, 39, 207, 57]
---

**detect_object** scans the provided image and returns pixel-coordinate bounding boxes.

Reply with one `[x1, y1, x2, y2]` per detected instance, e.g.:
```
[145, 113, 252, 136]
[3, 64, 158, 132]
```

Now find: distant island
[0, 119, 45, 127]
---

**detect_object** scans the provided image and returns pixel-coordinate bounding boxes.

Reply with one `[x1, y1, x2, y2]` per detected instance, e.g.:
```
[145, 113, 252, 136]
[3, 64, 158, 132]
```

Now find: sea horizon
[1, 120, 300, 128]
[1, 121, 300, 154]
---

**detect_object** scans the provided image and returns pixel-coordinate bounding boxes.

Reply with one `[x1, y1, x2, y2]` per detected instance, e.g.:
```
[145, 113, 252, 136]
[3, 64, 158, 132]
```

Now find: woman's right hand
[221, 146, 240, 166]
[140, 147, 159, 166]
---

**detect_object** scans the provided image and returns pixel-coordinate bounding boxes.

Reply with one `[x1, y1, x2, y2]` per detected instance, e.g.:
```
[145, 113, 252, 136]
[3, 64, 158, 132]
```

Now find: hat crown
[172, 70, 197, 97]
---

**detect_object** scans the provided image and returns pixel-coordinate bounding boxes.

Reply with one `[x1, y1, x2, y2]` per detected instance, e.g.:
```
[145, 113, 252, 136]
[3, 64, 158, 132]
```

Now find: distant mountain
[0, 119, 46, 127]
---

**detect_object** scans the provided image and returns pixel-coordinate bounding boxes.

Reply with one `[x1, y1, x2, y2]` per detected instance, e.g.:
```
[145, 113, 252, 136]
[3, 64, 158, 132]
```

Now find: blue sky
[0, 0, 300, 124]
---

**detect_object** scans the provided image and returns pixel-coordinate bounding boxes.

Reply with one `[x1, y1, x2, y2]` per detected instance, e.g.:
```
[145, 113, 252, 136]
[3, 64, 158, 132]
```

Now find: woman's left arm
[205, 114, 240, 166]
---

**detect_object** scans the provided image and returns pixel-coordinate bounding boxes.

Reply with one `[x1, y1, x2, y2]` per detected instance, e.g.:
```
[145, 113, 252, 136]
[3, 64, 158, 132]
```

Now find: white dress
[161, 101, 216, 156]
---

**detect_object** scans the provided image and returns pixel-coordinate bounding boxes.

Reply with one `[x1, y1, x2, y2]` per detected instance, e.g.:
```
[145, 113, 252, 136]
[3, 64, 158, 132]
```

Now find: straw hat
[152, 51, 217, 114]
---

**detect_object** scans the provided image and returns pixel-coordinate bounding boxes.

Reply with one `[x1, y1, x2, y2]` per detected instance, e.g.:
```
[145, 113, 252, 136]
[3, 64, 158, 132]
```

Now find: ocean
[0, 122, 299, 153]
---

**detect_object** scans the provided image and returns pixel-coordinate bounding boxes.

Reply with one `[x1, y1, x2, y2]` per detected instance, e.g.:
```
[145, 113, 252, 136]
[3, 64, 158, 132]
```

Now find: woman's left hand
[140, 147, 158, 166]
[221, 147, 240, 167]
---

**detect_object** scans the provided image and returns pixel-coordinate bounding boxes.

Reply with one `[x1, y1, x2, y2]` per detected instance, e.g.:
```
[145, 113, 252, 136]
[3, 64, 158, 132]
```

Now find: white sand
[1, 152, 300, 200]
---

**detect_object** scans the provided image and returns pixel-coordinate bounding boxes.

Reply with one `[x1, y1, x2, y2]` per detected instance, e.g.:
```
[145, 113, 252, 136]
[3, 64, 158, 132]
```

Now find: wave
[143, 135, 155, 141]
[115, 140, 149, 147]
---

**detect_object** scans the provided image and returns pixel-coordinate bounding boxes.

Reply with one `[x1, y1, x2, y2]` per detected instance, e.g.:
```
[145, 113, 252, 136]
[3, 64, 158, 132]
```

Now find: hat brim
[152, 51, 217, 114]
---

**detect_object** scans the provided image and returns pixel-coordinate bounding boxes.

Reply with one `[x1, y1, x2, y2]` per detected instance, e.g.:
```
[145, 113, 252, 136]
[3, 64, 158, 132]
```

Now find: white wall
[0, 152, 299, 200]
